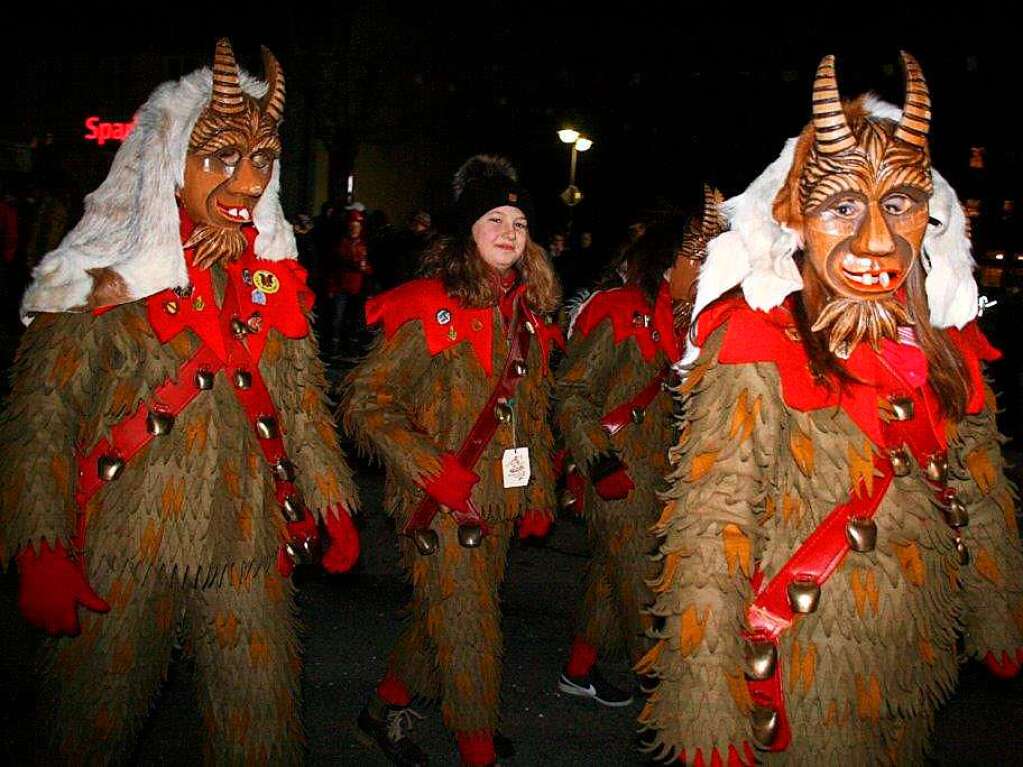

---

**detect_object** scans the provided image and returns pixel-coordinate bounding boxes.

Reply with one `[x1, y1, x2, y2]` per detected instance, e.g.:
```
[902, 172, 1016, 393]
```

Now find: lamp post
[558, 128, 593, 208]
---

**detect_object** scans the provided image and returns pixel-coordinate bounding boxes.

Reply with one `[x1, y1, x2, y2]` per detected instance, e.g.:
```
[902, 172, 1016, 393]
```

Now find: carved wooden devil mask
[180, 39, 285, 268]
[773, 52, 934, 354]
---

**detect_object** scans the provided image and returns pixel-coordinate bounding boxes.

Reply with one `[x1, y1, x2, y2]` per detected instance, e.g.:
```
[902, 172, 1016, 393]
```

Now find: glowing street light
[557, 128, 594, 207]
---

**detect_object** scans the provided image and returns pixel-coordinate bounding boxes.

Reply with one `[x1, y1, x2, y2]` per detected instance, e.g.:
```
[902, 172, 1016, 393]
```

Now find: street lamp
[558, 127, 593, 207]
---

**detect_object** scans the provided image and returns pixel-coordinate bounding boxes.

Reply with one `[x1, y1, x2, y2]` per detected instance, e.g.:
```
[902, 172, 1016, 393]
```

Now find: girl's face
[472, 205, 528, 273]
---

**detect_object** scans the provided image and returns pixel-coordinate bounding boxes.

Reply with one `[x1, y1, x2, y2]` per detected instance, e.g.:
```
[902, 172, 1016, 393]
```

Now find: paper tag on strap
[502, 448, 531, 488]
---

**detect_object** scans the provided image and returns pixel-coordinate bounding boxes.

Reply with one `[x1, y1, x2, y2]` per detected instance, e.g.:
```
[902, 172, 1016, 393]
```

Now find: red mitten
[681, 743, 756, 767]
[516, 509, 552, 540]
[984, 649, 1023, 679]
[422, 452, 479, 514]
[16, 539, 110, 637]
[593, 465, 635, 501]
[276, 513, 320, 578]
[321, 505, 360, 573]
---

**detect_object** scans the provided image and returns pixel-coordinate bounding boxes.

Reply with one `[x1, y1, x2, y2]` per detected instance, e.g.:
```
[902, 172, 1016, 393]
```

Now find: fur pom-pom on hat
[453, 154, 519, 199]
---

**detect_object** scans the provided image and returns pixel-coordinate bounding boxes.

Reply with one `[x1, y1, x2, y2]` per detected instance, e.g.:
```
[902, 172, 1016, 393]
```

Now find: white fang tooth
[229, 208, 238, 217]
[879, 271, 891, 288]
[858, 257, 872, 269]
[240, 209, 250, 220]
[844, 253, 857, 268]
[862, 273, 875, 286]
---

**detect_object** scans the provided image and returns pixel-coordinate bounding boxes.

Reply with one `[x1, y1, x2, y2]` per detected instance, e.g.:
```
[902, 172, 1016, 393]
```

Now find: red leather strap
[404, 297, 534, 535]
[743, 362, 949, 753]
[600, 368, 668, 437]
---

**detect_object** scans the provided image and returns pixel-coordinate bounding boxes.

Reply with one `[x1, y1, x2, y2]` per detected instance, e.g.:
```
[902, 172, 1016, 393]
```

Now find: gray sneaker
[558, 666, 634, 707]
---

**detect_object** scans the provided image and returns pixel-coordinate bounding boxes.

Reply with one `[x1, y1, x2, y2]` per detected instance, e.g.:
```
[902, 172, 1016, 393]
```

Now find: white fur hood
[21, 67, 296, 324]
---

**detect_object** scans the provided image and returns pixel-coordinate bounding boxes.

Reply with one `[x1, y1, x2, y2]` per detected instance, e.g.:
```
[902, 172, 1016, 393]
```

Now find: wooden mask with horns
[180, 38, 286, 268]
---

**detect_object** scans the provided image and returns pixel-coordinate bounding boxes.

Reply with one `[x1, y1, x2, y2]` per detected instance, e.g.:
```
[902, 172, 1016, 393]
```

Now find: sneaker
[356, 702, 429, 766]
[557, 666, 634, 707]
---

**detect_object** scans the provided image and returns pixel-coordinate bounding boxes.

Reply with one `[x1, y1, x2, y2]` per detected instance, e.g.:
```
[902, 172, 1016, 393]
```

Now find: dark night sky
[2, 3, 1018, 239]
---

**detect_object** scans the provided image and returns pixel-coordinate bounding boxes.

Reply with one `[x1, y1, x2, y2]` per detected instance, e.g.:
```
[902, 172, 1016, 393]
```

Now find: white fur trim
[687, 98, 977, 359]
[21, 67, 296, 323]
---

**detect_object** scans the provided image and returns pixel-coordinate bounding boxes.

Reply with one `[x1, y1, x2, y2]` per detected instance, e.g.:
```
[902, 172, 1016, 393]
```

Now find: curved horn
[210, 38, 245, 116]
[812, 55, 855, 155]
[261, 46, 286, 124]
[895, 51, 931, 148]
[701, 184, 723, 239]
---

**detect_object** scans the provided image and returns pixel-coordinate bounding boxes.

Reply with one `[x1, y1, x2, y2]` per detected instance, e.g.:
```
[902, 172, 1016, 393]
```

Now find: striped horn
[261, 46, 286, 124]
[895, 51, 931, 148]
[812, 55, 855, 155]
[210, 38, 245, 116]
[701, 184, 724, 239]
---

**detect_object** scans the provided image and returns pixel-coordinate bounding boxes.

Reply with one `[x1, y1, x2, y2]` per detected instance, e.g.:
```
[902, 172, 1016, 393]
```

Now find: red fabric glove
[16, 539, 110, 637]
[680, 743, 756, 767]
[321, 505, 360, 573]
[593, 465, 635, 501]
[276, 513, 320, 578]
[984, 649, 1023, 680]
[516, 509, 552, 540]
[422, 452, 479, 514]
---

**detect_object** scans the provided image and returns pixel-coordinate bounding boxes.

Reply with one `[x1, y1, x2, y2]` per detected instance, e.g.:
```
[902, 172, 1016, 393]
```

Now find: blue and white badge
[436, 308, 452, 325]
[251, 288, 268, 306]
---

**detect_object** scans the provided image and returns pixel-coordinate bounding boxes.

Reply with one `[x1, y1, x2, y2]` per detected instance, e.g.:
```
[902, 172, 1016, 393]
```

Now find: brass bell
[651, 330, 661, 342]
[97, 455, 125, 481]
[744, 639, 777, 681]
[631, 407, 646, 425]
[787, 578, 821, 614]
[513, 360, 528, 377]
[750, 705, 780, 747]
[273, 458, 296, 482]
[458, 523, 484, 548]
[524, 320, 536, 335]
[494, 400, 513, 424]
[146, 411, 175, 436]
[633, 311, 651, 328]
[255, 416, 279, 440]
[955, 536, 970, 565]
[230, 317, 248, 339]
[889, 396, 915, 421]
[926, 453, 949, 484]
[285, 536, 320, 566]
[281, 495, 304, 523]
[846, 516, 877, 553]
[889, 448, 912, 477]
[413, 528, 439, 556]
[195, 369, 215, 390]
[942, 497, 969, 528]
[233, 370, 253, 390]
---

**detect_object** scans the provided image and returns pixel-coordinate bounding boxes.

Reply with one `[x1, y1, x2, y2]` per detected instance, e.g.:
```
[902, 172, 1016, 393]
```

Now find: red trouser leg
[565, 635, 598, 678]
[457, 730, 496, 766]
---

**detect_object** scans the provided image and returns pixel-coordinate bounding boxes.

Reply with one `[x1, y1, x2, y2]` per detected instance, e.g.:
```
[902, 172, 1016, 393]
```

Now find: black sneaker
[557, 666, 634, 707]
[356, 702, 429, 766]
[494, 731, 515, 760]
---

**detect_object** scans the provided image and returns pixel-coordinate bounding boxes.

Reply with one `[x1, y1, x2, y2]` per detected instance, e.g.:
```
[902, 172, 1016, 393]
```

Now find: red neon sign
[83, 116, 137, 146]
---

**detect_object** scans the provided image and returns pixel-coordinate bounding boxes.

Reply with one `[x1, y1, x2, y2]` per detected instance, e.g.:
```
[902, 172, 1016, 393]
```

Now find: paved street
[3, 465, 1023, 765]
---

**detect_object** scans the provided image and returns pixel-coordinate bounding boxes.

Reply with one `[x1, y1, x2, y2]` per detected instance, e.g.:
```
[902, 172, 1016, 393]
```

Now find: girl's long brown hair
[794, 257, 971, 421]
[420, 234, 562, 313]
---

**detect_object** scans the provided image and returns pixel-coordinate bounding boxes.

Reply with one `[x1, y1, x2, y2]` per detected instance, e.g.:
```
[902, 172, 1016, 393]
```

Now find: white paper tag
[502, 447, 531, 488]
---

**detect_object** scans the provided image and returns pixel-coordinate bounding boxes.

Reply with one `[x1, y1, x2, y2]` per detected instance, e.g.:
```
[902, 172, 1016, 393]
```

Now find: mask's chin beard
[810, 294, 912, 359]
[184, 222, 247, 270]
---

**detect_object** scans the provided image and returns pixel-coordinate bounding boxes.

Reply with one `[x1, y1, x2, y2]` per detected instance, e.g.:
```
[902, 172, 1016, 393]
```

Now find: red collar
[144, 211, 312, 362]
[573, 280, 680, 362]
[697, 296, 998, 447]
